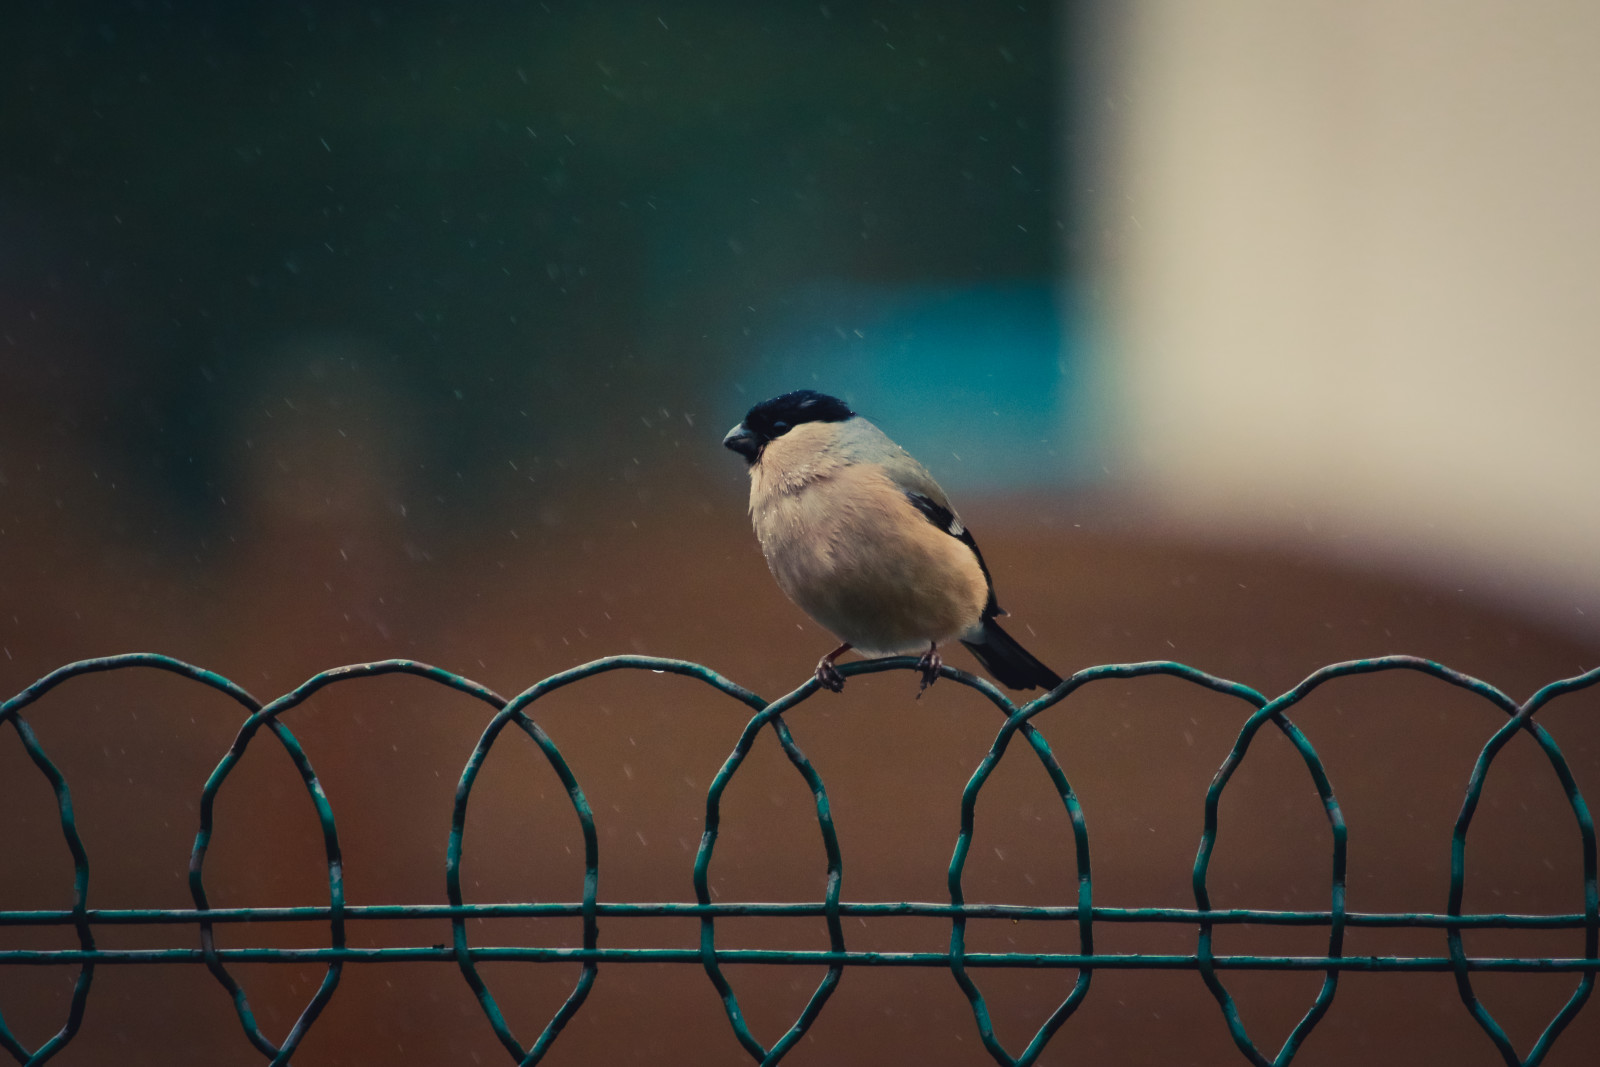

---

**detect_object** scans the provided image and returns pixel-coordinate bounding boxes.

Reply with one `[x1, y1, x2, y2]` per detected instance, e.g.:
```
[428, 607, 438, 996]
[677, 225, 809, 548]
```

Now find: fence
[2, 652, 1599, 1067]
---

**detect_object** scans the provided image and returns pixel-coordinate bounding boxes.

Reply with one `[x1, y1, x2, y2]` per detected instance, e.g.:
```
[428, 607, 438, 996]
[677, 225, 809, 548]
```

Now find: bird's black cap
[724, 389, 854, 462]
[739, 390, 853, 441]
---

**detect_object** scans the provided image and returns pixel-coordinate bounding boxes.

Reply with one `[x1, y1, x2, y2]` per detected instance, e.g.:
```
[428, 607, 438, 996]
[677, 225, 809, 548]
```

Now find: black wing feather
[904, 492, 1001, 618]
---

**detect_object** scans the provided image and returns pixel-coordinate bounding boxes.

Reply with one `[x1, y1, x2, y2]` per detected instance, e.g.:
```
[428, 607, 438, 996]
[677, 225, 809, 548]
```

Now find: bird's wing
[876, 445, 949, 505]
[840, 417, 1004, 617]
[903, 491, 1002, 619]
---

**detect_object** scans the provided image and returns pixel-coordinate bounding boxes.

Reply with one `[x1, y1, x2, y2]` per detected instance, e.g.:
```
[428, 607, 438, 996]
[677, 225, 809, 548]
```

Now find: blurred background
[3, 2, 1599, 1064]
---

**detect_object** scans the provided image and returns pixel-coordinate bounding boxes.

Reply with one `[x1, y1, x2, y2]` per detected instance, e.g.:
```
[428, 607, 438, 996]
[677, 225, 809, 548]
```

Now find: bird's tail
[960, 618, 1062, 692]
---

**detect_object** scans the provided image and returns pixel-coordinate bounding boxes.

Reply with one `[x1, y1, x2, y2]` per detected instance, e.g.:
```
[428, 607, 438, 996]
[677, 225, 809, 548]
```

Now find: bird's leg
[915, 642, 943, 694]
[815, 643, 852, 693]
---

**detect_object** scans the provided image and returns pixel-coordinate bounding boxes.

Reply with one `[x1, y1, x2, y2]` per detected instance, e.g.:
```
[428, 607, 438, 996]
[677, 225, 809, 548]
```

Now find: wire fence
[3, 652, 1599, 1067]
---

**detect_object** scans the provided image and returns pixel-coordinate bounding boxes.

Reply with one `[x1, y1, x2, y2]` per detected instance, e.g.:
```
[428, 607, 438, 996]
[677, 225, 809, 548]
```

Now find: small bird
[723, 389, 1062, 694]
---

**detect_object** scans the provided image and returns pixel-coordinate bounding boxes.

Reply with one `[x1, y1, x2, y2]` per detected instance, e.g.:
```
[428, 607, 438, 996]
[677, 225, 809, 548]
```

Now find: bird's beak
[722, 423, 762, 462]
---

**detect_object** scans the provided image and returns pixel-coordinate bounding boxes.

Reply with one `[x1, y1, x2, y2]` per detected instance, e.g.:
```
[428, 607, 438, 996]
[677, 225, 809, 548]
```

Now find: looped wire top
[3, 652, 1599, 1067]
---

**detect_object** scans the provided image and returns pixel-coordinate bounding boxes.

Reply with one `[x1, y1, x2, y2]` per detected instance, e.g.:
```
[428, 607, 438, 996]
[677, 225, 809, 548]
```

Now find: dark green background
[2, 1, 1066, 527]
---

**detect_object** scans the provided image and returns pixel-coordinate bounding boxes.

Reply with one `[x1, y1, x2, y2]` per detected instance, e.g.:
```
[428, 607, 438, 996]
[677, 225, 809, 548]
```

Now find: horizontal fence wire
[2, 652, 1599, 1067]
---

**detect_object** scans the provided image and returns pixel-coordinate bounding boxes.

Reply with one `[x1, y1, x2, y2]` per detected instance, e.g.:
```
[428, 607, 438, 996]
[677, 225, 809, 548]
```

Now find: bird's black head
[723, 390, 854, 463]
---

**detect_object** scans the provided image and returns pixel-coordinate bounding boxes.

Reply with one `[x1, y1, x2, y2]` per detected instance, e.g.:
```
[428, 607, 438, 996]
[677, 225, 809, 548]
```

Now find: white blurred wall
[1082, 1, 1600, 632]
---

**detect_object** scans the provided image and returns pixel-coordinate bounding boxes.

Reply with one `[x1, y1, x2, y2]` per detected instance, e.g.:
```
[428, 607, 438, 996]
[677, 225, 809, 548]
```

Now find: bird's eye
[772, 420, 789, 431]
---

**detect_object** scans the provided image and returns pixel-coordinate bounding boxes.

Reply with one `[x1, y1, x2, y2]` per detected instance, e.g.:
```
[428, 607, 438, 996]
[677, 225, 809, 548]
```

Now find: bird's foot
[815, 658, 846, 693]
[814, 642, 852, 693]
[915, 645, 943, 696]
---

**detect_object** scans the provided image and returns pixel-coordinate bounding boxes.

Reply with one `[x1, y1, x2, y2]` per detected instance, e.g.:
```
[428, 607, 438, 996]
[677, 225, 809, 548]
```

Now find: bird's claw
[815, 659, 846, 693]
[915, 647, 943, 696]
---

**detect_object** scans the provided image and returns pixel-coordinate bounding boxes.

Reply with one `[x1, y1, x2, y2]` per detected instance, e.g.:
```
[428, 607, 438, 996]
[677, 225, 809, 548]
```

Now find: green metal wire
[5, 903, 1596, 928]
[9, 947, 1600, 970]
[3, 653, 1599, 1067]
[691, 673, 845, 1067]
[946, 662, 1093, 1067]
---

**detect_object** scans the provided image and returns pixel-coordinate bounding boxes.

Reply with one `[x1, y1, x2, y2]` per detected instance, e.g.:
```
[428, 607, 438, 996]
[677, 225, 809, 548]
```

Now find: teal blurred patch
[730, 281, 1097, 492]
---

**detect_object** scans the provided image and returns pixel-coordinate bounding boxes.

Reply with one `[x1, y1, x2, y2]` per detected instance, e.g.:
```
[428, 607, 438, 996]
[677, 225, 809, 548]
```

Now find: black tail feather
[960, 618, 1062, 692]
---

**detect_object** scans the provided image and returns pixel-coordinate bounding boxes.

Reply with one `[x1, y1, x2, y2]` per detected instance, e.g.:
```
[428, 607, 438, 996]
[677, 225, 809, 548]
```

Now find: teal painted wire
[761, 712, 846, 1064]
[0, 653, 263, 1066]
[980, 660, 1277, 1067]
[448, 655, 779, 1065]
[191, 659, 514, 1064]
[692, 670, 845, 1066]
[12, 946, 1600, 970]
[9, 902, 1596, 927]
[189, 671, 342, 1064]
[447, 665, 587, 1066]
[0, 715, 92, 1067]
[1444, 664, 1600, 1066]
[1191, 664, 1342, 1067]
[6, 653, 1600, 1067]
[944, 663, 1090, 1067]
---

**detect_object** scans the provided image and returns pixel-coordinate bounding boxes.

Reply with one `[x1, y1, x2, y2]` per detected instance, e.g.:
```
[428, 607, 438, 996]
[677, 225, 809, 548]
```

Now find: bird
[723, 389, 1062, 695]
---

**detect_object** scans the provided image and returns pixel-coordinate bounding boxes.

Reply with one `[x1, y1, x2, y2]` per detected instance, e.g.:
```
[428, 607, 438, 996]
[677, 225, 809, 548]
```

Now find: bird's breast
[749, 467, 990, 655]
